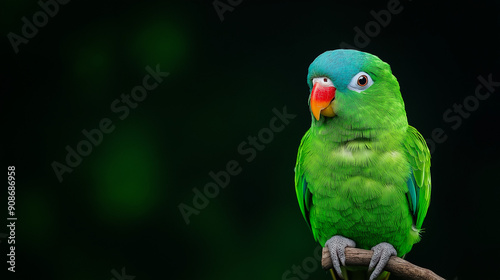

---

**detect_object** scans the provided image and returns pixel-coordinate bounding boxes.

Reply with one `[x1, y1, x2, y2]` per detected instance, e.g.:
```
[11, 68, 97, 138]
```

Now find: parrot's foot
[325, 235, 356, 279]
[368, 242, 397, 280]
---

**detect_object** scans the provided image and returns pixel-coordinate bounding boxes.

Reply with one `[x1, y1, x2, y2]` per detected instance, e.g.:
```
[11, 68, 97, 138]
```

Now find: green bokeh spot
[62, 20, 116, 104]
[91, 122, 161, 222]
[131, 19, 188, 70]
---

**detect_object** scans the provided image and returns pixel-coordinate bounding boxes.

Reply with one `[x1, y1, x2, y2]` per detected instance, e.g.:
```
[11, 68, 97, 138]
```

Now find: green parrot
[294, 49, 431, 280]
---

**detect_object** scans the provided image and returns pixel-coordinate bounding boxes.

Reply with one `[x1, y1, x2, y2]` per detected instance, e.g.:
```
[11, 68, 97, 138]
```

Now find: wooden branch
[321, 247, 444, 280]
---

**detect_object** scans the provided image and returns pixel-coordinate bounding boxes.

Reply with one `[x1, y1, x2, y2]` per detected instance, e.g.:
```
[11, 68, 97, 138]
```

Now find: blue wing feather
[302, 177, 312, 228]
[403, 126, 431, 230]
[406, 170, 417, 215]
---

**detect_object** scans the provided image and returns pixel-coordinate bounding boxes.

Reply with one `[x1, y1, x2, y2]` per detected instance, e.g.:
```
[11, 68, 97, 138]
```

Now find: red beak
[310, 83, 336, 120]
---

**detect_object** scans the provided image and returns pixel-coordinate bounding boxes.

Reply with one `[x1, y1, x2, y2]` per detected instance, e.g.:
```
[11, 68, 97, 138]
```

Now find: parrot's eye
[348, 72, 374, 93]
[312, 77, 334, 87]
[357, 75, 368, 86]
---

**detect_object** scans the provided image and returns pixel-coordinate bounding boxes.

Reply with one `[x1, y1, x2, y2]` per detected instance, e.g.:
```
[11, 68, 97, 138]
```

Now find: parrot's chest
[313, 143, 410, 193]
[307, 143, 413, 250]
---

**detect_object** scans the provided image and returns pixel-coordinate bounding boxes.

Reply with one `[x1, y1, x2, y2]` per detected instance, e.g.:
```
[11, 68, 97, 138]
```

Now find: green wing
[294, 129, 313, 229]
[403, 126, 432, 229]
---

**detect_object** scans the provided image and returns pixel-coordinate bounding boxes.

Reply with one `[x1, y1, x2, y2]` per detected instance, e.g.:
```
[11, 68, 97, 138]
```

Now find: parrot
[294, 49, 431, 280]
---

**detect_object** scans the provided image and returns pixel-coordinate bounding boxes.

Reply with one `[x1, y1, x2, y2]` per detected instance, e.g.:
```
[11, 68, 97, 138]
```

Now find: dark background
[2, 0, 500, 279]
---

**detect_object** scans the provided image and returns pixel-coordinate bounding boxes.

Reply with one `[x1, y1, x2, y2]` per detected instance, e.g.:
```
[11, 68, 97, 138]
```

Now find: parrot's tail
[330, 268, 390, 280]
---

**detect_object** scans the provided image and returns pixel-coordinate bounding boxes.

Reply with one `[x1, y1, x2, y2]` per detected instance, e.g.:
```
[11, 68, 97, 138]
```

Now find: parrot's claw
[325, 235, 356, 279]
[368, 242, 397, 280]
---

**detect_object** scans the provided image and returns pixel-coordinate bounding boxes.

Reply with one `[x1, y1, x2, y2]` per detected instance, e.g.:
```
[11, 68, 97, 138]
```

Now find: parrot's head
[307, 49, 407, 135]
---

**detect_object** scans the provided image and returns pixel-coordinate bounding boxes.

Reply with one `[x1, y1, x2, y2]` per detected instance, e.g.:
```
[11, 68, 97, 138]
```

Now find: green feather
[403, 126, 432, 229]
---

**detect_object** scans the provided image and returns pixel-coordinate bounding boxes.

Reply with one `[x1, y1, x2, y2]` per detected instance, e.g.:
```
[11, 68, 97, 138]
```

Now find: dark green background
[2, 0, 500, 279]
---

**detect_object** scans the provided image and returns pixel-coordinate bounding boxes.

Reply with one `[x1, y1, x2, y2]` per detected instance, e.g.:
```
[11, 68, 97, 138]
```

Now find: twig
[321, 247, 444, 280]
